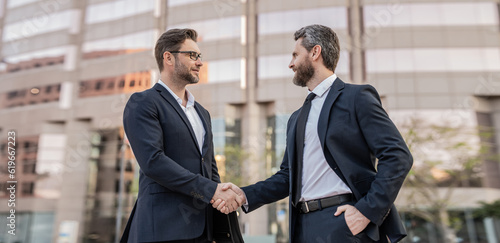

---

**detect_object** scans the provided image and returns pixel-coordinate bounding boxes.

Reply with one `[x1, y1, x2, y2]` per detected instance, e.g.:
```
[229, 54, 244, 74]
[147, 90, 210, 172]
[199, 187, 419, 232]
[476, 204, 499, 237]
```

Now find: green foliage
[474, 200, 500, 219]
[221, 144, 248, 186]
[399, 117, 496, 243]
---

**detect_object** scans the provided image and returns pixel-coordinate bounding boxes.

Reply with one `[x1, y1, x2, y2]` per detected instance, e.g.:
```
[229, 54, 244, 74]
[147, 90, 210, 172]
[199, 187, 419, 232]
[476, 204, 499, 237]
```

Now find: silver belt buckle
[304, 201, 310, 213]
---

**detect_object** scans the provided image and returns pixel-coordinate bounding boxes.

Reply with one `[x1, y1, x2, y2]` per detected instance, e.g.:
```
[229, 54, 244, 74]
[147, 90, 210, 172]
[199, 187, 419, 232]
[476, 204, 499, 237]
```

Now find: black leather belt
[298, 194, 353, 214]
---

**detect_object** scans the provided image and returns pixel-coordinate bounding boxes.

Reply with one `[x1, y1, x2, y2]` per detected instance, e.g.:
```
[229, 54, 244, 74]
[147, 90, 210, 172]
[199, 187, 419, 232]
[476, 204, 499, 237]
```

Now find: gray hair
[294, 24, 340, 72]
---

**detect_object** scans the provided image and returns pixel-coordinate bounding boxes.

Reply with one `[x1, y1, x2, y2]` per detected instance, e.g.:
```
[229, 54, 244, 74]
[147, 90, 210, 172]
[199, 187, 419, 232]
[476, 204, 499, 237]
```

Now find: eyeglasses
[169, 51, 202, 61]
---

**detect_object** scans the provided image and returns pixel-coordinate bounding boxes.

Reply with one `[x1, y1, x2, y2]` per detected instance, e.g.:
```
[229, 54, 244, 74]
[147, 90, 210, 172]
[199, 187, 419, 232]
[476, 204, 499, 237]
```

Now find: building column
[52, 119, 92, 242]
[348, 0, 365, 84]
[0, 0, 7, 72]
[53, 1, 90, 242]
[239, 0, 270, 236]
[155, 0, 168, 34]
[474, 96, 500, 188]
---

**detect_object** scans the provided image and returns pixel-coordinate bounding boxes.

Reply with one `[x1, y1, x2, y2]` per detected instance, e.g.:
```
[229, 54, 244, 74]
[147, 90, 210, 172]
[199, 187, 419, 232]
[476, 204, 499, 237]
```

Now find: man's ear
[163, 51, 174, 66]
[311, 45, 322, 61]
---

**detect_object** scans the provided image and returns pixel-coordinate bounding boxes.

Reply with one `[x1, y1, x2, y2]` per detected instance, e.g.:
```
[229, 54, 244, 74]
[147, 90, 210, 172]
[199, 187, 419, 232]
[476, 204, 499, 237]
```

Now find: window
[23, 160, 36, 174]
[118, 79, 125, 88]
[80, 82, 88, 92]
[125, 180, 132, 193]
[7, 91, 17, 99]
[115, 180, 120, 193]
[258, 7, 348, 36]
[7, 0, 40, 9]
[168, 0, 210, 7]
[129, 80, 135, 87]
[22, 182, 35, 195]
[169, 16, 241, 42]
[365, 48, 500, 73]
[45, 86, 52, 94]
[125, 160, 133, 172]
[95, 81, 103, 90]
[206, 58, 241, 83]
[363, 2, 499, 28]
[83, 30, 155, 54]
[3, 47, 67, 68]
[85, 0, 155, 24]
[3, 10, 77, 42]
[0, 144, 5, 155]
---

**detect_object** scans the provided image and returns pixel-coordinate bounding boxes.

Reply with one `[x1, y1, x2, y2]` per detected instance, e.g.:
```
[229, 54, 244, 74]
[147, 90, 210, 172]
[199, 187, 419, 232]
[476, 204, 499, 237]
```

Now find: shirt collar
[309, 74, 337, 98]
[157, 80, 195, 108]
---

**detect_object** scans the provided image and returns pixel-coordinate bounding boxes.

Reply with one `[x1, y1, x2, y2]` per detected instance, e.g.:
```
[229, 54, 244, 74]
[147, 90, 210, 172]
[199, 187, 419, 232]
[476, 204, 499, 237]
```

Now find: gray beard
[293, 60, 314, 87]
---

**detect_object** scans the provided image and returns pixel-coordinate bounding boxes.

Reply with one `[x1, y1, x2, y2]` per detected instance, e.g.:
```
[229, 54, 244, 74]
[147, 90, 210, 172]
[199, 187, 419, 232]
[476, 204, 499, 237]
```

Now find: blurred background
[0, 0, 500, 242]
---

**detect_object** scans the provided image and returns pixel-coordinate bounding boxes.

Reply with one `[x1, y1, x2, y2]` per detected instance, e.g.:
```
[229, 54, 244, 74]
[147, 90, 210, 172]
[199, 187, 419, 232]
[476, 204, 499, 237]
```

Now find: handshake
[210, 183, 246, 214]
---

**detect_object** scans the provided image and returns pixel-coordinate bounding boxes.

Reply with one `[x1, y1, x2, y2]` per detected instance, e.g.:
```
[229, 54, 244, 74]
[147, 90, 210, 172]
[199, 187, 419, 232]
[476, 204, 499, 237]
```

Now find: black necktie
[293, 92, 316, 205]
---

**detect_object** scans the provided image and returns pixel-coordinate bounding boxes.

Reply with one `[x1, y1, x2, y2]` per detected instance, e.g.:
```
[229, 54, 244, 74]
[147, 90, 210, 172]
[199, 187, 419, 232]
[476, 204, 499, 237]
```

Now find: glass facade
[364, 2, 499, 28]
[85, 0, 154, 24]
[6, 0, 39, 9]
[258, 7, 348, 35]
[366, 48, 500, 73]
[401, 210, 495, 243]
[212, 118, 226, 155]
[0, 212, 55, 243]
[169, 16, 241, 43]
[206, 58, 241, 83]
[167, 0, 211, 7]
[3, 45, 67, 65]
[3, 9, 75, 42]
[83, 30, 155, 54]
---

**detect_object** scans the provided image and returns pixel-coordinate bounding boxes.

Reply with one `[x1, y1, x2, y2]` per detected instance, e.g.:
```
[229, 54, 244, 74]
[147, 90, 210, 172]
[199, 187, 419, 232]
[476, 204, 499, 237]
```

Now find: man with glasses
[121, 28, 244, 243]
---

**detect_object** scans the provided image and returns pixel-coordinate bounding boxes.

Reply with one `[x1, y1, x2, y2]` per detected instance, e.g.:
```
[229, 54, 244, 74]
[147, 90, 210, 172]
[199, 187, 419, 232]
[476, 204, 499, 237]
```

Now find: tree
[399, 117, 492, 243]
[474, 200, 500, 219]
[217, 144, 249, 186]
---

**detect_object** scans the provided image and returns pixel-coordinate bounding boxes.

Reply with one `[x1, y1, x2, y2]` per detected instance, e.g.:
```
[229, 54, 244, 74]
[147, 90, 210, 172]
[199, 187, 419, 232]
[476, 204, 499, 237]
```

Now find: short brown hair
[294, 25, 340, 72]
[154, 28, 198, 72]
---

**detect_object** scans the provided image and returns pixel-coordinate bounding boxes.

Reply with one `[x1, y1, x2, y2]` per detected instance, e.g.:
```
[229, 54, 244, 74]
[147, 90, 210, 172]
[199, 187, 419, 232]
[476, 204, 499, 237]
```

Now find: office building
[0, 0, 499, 242]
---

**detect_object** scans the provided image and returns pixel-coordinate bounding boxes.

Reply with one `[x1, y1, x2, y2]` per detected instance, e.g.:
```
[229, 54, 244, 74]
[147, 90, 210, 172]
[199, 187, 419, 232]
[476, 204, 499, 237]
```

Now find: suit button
[201, 158, 204, 162]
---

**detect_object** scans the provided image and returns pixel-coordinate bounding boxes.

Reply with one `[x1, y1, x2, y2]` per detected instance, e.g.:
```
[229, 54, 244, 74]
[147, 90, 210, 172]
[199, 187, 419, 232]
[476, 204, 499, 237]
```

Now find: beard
[292, 58, 314, 87]
[174, 60, 199, 84]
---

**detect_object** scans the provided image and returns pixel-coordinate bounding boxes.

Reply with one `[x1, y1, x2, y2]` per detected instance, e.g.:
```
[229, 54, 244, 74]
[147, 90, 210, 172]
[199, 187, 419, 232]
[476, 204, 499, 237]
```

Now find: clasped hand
[210, 183, 246, 214]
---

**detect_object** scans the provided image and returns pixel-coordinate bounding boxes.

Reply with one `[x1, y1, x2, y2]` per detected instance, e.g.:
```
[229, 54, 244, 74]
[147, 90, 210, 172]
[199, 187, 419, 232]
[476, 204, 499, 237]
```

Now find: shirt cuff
[242, 191, 249, 211]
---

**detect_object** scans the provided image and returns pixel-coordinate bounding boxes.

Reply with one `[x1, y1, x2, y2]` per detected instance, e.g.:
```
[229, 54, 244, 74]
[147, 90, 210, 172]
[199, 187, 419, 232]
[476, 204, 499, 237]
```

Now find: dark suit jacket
[242, 78, 413, 242]
[120, 83, 220, 242]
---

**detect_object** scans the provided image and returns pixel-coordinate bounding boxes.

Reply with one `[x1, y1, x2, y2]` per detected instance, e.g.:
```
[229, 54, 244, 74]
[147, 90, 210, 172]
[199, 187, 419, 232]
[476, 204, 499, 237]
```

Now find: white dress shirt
[158, 80, 205, 152]
[300, 74, 352, 202]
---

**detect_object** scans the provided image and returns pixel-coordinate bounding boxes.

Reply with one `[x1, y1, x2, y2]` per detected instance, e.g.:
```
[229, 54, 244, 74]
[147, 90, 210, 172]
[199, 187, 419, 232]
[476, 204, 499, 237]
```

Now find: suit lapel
[318, 78, 345, 151]
[155, 84, 201, 156]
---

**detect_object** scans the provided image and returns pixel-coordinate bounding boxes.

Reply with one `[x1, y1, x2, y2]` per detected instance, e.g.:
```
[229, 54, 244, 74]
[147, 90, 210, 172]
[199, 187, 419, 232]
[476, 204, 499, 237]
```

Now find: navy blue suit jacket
[121, 83, 220, 242]
[242, 78, 413, 242]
